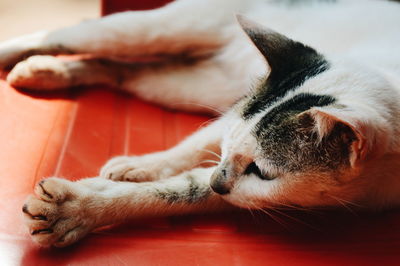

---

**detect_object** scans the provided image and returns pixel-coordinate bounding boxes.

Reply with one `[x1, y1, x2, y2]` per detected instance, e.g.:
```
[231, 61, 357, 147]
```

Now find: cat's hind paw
[7, 55, 74, 90]
[22, 178, 94, 247]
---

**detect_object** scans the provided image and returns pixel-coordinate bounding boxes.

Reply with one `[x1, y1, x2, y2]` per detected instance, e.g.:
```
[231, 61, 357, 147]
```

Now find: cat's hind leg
[2, 0, 264, 112]
[7, 51, 253, 113]
[0, 0, 247, 69]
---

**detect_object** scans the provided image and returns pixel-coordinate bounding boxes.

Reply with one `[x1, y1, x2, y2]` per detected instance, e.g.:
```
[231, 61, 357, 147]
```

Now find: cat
[1, 0, 399, 247]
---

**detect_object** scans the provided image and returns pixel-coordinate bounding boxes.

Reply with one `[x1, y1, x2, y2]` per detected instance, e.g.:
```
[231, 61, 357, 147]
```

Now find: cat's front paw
[100, 155, 174, 182]
[22, 178, 95, 247]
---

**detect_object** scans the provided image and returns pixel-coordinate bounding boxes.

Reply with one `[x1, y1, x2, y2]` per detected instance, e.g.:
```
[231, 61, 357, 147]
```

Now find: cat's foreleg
[100, 114, 231, 182]
[22, 167, 230, 247]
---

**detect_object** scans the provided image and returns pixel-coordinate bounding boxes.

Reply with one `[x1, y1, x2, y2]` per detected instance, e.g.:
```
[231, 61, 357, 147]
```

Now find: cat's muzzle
[210, 166, 234, 195]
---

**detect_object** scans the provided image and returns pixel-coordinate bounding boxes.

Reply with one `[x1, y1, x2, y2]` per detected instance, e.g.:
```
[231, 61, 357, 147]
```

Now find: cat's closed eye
[244, 162, 276, 181]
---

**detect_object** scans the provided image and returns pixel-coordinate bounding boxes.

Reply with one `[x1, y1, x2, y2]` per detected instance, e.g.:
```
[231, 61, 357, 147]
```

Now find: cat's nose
[210, 168, 232, 195]
[210, 181, 230, 195]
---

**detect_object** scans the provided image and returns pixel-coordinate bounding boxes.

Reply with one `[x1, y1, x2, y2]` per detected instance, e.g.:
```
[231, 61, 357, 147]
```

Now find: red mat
[1, 1, 400, 265]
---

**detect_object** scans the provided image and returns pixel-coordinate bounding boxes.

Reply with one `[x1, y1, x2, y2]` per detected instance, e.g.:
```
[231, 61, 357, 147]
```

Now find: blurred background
[0, 0, 98, 41]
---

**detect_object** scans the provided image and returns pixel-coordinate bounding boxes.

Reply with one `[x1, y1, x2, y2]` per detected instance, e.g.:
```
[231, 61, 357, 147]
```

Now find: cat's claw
[22, 178, 94, 247]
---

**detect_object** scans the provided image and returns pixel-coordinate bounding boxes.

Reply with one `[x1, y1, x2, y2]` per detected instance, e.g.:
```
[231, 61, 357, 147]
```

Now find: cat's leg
[0, 0, 248, 69]
[2, 0, 264, 112]
[5, 19, 263, 113]
[100, 114, 232, 182]
[22, 167, 230, 247]
[6, 51, 252, 113]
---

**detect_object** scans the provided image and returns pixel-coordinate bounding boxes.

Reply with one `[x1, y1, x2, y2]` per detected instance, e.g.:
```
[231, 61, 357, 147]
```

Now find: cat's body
[1, 0, 399, 247]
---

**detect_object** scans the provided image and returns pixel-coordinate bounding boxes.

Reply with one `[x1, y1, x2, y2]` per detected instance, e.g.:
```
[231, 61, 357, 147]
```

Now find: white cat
[1, 0, 399, 247]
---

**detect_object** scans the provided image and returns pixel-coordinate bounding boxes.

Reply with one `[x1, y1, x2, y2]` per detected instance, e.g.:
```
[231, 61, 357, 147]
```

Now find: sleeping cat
[1, 0, 399, 247]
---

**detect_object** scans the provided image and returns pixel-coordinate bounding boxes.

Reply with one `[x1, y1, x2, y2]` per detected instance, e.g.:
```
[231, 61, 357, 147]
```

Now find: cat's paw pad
[22, 178, 93, 247]
[100, 156, 163, 182]
[7, 55, 72, 90]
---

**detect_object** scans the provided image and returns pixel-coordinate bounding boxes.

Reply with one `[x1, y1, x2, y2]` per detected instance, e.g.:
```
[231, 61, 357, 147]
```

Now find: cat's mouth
[244, 162, 274, 180]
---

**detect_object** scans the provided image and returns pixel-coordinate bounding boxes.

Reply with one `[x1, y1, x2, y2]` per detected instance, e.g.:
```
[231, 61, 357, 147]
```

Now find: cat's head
[210, 16, 394, 209]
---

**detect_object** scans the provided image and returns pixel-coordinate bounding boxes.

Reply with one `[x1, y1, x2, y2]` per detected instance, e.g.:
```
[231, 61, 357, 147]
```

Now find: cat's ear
[236, 15, 323, 77]
[304, 107, 369, 169]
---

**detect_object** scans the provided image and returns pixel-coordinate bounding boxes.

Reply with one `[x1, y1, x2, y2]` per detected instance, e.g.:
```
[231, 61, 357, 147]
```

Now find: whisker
[201, 159, 220, 164]
[273, 201, 321, 215]
[246, 206, 257, 220]
[327, 195, 359, 216]
[247, 202, 289, 229]
[199, 160, 220, 166]
[197, 117, 218, 130]
[269, 207, 320, 231]
[273, 201, 309, 211]
[257, 208, 290, 229]
[329, 195, 363, 208]
[200, 149, 221, 159]
[172, 102, 224, 115]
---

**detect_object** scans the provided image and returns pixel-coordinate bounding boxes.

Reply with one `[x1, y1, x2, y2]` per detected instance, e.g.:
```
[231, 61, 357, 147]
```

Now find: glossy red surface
[1, 1, 400, 265]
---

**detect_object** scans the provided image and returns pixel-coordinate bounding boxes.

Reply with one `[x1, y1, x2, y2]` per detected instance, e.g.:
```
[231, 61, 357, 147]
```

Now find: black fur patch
[156, 175, 211, 204]
[157, 190, 181, 204]
[242, 59, 329, 119]
[254, 93, 335, 135]
[253, 93, 356, 172]
[186, 175, 211, 203]
[240, 26, 329, 119]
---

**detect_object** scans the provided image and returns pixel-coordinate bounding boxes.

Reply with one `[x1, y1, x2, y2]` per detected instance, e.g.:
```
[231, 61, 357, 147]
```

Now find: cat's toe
[100, 156, 132, 175]
[101, 163, 155, 182]
[22, 195, 61, 246]
[34, 177, 73, 203]
[100, 156, 158, 182]
[100, 154, 175, 182]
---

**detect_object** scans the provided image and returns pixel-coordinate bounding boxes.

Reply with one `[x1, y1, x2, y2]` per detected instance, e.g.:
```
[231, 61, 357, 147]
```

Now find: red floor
[1, 70, 400, 266]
